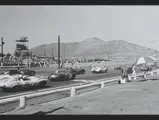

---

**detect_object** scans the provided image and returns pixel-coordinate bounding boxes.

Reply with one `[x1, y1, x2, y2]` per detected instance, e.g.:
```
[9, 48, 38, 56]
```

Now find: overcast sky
[0, 6, 159, 54]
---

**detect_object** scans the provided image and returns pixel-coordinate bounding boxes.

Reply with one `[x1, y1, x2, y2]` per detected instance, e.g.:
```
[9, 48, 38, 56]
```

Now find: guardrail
[0, 69, 159, 113]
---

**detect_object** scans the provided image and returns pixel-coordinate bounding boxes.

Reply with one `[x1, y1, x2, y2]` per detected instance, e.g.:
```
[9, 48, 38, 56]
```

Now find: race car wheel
[30, 71, 35, 76]
[81, 70, 85, 74]
[12, 86, 22, 91]
[39, 81, 46, 87]
[71, 74, 76, 80]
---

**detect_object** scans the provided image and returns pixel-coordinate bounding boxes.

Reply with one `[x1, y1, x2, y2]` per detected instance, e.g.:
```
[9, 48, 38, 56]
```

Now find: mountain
[30, 38, 159, 57]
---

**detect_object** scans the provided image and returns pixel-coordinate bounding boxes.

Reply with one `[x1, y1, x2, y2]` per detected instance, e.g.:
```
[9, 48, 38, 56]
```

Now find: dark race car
[123, 66, 133, 74]
[67, 68, 85, 75]
[113, 66, 123, 70]
[48, 69, 76, 81]
[115, 66, 133, 74]
[4, 69, 36, 76]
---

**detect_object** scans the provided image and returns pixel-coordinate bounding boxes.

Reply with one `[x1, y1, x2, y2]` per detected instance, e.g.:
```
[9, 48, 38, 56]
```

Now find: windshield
[56, 69, 67, 74]
[51, 69, 67, 74]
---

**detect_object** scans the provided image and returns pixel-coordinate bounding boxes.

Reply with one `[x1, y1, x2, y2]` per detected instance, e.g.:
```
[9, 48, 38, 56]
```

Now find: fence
[0, 69, 158, 113]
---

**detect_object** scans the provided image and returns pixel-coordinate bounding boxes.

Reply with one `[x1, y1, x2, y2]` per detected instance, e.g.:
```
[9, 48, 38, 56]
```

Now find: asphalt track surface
[0, 64, 156, 98]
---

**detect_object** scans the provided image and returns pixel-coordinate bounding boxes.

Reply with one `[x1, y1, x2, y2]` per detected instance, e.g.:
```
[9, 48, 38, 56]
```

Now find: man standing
[132, 65, 136, 80]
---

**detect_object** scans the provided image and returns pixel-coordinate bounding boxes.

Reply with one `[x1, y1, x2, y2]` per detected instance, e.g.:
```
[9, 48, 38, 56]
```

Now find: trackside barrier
[0, 69, 159, 113]
[0, 66, 26, 68]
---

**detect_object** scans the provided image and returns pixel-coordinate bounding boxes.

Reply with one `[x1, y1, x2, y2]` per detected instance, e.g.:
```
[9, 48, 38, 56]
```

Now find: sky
[0, 6, 159, 54]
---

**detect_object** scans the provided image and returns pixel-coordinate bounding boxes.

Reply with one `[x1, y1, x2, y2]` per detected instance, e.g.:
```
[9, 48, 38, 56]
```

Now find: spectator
[132, 65, 136, 80]
[141, 71, 147, 81]
[120, 68, 131, 83]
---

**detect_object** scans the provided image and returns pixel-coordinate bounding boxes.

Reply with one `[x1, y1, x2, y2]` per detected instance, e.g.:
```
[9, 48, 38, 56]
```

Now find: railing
[0, 69, 158, 113]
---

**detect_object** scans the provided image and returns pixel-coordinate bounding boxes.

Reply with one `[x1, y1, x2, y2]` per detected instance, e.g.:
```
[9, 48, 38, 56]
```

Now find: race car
[67, 68, 85, 75]
[140, 66, 152, 72]
[0, 75, 48, 91]
[4, 69, 36, 76]
[91, 66, 108, 73]
[123, 66, 134, 74]
[113, 66, 123, 70]
[48, 69, 76, 81]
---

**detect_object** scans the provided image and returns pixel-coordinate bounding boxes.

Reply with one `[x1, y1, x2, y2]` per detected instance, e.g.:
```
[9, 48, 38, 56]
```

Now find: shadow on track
[0, 85, 52, 93]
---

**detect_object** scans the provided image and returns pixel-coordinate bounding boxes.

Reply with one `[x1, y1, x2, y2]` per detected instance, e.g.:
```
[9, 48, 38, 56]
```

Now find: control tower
[14, 36, 29, 66]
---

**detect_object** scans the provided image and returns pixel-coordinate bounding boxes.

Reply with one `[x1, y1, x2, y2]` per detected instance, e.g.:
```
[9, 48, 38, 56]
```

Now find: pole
[52, 48, 54, 58]
[58, 35, 60, 69]
[63, 44, 66, 68]
[52, 48, 54, 61]
[64, 44, 65, 59]
[1, 37, 3, 66]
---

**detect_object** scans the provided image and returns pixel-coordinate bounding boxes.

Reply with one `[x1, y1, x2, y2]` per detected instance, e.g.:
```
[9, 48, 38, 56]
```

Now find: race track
[0, 64, 156, 98]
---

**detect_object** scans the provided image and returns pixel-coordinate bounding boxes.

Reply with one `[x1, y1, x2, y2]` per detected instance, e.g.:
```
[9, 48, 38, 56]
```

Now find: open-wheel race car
[0, 75, 48, 91]
[4, 69, 36, 76]
[91, 66, 108, 73]
[48, 69, 76, 81]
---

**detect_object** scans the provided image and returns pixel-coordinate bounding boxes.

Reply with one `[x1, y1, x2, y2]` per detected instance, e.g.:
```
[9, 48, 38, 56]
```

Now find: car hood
[0, 76, 19, 83]
[92, 67, 101, 71]
[23, 76, 48, 81]
[0, 77, 19, 87]
[49, 74, 58, 78]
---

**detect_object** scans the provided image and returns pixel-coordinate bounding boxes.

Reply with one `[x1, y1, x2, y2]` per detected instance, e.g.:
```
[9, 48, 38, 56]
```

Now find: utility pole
[52, 48, 54, 59]
[64, 44, 65, 59]
[1, 37, 5, 66]
[58, 35, 60, 69]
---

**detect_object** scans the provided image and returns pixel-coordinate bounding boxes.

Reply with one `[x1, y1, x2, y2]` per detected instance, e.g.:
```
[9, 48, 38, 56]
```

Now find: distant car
[4, 69, 36, 76]
[124, 66, 133, 74]
[67, 68, 85, 75]
[114, 66, 133, 74]
[91, 66, 108, 73]
[48, 69, 76, 81]
[113, 66, 123, 70]
[140, 66, 152, 72]
[0, 75, 48, 91]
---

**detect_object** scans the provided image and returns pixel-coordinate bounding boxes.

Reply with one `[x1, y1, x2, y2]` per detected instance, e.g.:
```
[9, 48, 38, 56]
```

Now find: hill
[30, 38, 159, 58]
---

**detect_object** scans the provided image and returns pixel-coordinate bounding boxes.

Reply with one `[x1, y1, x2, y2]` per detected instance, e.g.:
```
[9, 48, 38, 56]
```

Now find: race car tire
[81, 70, 85, 74]
[39, 81, 46, 87]
[12, 86, 22, 91]
[30, 71, 35, 76]
[71, 74, 76, 80]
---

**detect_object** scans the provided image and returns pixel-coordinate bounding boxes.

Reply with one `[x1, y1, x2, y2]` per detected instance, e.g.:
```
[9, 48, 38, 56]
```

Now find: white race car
[91, 66, 108, 73]
[0, 75, 48, 91]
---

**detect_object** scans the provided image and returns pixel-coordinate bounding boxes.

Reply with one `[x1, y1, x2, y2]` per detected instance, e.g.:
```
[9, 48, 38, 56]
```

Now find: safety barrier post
[19, 96, 26, 109]
[128, 76, 132, 81]
[101, 82, 105, 88]
[151, 72, 153, 76]
[70, 87, 76, 97]
[134, 75, 136, 80]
